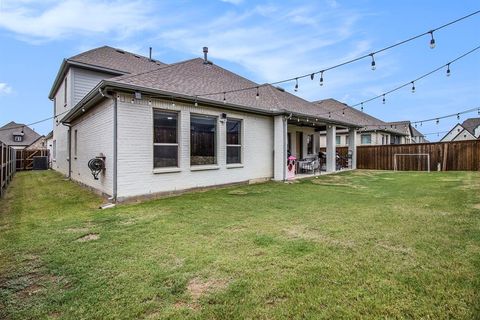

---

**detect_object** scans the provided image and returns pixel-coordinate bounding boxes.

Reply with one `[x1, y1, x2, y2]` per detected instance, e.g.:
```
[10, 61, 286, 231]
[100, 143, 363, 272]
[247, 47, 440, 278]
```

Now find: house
[49, 46, 359, 201]
[0, 121, 45, 150]
[440, 118, 480, 142]
[314, 99, 418, 147]
[45, 131, 53, 167]
[387, 121, 428, 144]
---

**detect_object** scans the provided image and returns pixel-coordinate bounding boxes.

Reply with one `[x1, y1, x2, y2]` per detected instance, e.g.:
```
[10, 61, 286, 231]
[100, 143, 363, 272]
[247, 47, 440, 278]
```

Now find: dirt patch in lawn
[311, 180, 366, 189]
[187, 277, 228, 301]
[76, 233, 99, 242]
[284, 226, 355, 248]
[472, 203, 480, 210]
[377, 242, 413, 255]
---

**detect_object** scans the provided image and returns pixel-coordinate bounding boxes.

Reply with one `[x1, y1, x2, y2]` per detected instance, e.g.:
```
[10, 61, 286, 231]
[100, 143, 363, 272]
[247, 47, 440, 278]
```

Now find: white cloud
[0, 83, 13, 95]
[220, 0, 243, 5]
[0, 0, 156, 42]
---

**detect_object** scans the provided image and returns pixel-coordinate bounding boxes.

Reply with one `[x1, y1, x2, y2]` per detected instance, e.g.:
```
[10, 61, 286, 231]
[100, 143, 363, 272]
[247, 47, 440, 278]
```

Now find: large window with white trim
[153, 110, 178, 168]
[361, 133, 372, 145]
[226, 119, 242, 164]
[190, 115, 217, 166]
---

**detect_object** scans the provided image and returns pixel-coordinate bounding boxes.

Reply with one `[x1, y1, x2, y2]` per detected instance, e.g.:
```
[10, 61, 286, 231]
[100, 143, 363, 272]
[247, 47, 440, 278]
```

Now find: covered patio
[273, 114, 358, 181]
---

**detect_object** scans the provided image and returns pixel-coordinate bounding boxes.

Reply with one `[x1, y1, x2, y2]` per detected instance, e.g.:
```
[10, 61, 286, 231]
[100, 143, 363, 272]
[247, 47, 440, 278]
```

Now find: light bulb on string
[436, 118, 439, 125]
[370, 54, 376, 70]
[319, 71, 324, 86]
[310, 73, 314, 80]
[478, 108, 480, 115]
[361, 102, 364, 111]
[294, 78, 298, 92]
[457, 113, 460, 120]
[328, 112, 331, 119]
[382, 94, 386, 104]
[446, 64, 451, 77]
[256, 86, 259, 100]
[194, 97, 198, 107]
[411, 81, 415, 93]
[342, 109, 345, 116]
[223, 92, 226, 104]
[429, 31, 436, 49]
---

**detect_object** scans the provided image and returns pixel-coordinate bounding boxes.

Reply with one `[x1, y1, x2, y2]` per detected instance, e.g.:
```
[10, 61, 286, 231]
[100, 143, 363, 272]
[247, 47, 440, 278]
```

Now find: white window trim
[226, 118, 243, 165]
[190, 113, 218, 167]
[152, 108, 180, 170]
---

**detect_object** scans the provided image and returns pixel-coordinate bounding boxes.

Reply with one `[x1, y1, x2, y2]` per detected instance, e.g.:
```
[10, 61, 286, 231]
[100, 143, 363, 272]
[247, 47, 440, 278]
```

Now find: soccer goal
[393, 153, 430, 172]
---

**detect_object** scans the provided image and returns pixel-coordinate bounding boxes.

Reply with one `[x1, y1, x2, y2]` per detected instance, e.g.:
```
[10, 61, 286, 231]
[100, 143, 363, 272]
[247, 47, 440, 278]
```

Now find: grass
[0, 170, 479, 319]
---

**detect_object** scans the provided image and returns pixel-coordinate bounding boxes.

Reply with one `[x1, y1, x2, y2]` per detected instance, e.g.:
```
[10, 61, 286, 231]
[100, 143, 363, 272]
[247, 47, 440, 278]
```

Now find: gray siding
[72, 68, 115, 105]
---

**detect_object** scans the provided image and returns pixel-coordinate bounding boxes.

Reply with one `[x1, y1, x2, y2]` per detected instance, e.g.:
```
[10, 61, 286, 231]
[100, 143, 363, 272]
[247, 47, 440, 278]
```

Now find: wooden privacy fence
[1, 142, 16, 197]
[355, 140, 480, 171]
[15, 149, 49, 171]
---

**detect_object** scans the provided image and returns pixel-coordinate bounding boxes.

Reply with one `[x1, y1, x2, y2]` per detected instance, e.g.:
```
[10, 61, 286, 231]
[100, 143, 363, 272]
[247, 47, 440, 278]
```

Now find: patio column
[273, 115, 287, 181]
[348, 128, 357, 169]
[326, 125, 336, 172]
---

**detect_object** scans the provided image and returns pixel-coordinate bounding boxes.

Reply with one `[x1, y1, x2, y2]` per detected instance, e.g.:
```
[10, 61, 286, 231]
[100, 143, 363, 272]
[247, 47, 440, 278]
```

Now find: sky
[0, 0, 479, 141]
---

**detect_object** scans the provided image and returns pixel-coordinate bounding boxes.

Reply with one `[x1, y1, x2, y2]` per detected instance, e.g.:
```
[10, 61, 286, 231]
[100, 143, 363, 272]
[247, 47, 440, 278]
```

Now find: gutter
[62, 80, 360, 129]
[61, 122, 72, 179]
[99, 88, 118, 203]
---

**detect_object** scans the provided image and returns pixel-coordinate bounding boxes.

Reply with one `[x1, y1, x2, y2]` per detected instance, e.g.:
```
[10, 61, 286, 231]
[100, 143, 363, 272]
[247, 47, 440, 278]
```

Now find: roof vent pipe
[203, 47, 208, 64]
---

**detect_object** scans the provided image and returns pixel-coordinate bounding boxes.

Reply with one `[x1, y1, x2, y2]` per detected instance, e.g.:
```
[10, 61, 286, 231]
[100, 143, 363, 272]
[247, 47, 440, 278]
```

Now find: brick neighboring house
[314, 99, 424, 147]
[440, 118, 480, 142]
[0, 121, 46, 150]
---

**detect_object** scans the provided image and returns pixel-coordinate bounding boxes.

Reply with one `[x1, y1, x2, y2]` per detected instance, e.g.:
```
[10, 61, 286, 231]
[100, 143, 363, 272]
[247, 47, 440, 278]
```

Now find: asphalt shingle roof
[313, 99, 407, 135]
[68, 46, 167, 74]
[461, 117, 480, 137]
[108, 58, 357, 126]
[0, 122, 42, 146]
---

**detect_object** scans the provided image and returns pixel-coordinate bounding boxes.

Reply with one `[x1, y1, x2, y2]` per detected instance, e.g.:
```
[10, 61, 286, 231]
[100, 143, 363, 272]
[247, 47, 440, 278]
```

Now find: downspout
[99, 88, 117, 202]
[62, 123, 72, 179]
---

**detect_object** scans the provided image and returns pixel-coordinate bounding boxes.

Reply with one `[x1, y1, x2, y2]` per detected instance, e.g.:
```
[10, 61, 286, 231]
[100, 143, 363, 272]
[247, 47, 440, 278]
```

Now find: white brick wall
[116, 94, 274, 198]
[70, 99, 114, 195]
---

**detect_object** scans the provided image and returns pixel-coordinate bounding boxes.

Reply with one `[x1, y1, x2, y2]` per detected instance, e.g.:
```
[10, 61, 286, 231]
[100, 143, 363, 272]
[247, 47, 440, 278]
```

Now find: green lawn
[0, 170, 479, 319]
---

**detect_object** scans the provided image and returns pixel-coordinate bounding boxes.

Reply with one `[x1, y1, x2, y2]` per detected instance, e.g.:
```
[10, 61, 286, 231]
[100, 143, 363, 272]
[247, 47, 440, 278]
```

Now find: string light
[429, 30, 436, 49]
[436, 118, 439, 125]
[446, 63, 451, 77]
[171, 96, 175, 107]
[382, 94, 386, 104]
[411, 81, 416, 93]
[342, 109, 345, 116]
[294, 78, 299, 92]
[319, 71, 324, 86]
[370, 54, 376, 70]
[223, 92, 226, 104]
[328, 112, 331, 119]
[256, 86, 260, 100]
[457, 113, 460, 120]
[360, 102, 364, 111]
[310, 73, 314, 80]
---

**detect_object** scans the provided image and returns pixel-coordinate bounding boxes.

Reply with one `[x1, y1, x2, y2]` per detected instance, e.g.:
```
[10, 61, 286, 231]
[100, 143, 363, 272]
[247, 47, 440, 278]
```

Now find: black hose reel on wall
[88, 154, 105, 180]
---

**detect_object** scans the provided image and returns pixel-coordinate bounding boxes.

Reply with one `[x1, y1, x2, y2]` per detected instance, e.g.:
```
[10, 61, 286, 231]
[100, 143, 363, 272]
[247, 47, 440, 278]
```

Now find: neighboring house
[314, 99, 415, 147]
[50, 46, 359, 201]
[0, 121, 45, 150]
[387, 121, 428, 144]
[45, 131, 54, 168]
[441, 118, 480, 142]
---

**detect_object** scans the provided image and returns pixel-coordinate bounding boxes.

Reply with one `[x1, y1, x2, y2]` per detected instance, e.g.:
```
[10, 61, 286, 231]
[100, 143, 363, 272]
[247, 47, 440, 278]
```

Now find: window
[335, 135, 341, 145]
[381, 135, 385, 145]
[190, 115, 216, 166]
[361, 134, 371, 145]
[226, 119, 242, 164]
[153, 110, 178, 168]
[64, 78, 67, 107]
[13, 135, 23, 142]
[53, 140, 57, 160]
[74, 130, 78, 157]
[345, 135, 349, 146]
[307, 134, 314, 154]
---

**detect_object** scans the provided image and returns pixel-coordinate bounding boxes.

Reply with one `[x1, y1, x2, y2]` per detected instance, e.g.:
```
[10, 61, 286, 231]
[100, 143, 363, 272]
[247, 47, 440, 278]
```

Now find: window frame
[335, 135, 341, 146]
[13, 135, 23, 142]
[190, 113, 218, 167]
[226, 118, 243, 165]
[361, 133, 372, 145]
[153, 109, 180, 169]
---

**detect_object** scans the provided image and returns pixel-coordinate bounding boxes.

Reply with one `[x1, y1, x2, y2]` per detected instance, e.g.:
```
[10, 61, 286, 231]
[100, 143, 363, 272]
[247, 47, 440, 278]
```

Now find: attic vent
[275, 86, 285, 92]
[115, 49, 125, 54]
